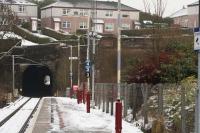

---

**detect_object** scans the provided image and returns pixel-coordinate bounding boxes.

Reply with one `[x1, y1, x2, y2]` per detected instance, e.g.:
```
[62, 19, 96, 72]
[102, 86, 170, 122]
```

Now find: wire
[15, 56, 45, 66]
[0, 40, 22, 61]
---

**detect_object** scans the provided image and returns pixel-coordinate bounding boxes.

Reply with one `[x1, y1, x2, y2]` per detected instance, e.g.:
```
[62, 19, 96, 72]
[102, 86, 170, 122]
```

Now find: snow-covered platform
[30, 97, 142, 133]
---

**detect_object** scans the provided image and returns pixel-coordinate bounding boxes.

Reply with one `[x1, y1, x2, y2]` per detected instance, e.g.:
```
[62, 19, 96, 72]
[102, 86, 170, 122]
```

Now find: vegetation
[42, 27, 77, 41]
[0, 4, 17, 39]
[121, 28, 193, 37]
[13, 25, 52, 44]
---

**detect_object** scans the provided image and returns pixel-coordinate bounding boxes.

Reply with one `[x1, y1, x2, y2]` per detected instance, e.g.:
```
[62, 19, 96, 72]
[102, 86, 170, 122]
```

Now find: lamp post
[70, 45, 73, 98]
[195, 1, 200, 132]
[12, 55, 15, 98]
[115, 0, 122, 133]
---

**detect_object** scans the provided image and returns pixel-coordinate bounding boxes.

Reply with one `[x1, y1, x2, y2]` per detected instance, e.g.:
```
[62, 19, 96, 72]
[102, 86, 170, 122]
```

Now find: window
[18, 5, 25, 12]
[63, 9, 70, 15]
[122, 24, 130, 30]
[105, 11, 113, 17]
[74, 11, 78, 16]
[122, 14, 129, 18]
[80, 9, 88, 16]
[105, 23, 114, 31]
[79, 22, 87, 29]
[62, 21, 71, 28]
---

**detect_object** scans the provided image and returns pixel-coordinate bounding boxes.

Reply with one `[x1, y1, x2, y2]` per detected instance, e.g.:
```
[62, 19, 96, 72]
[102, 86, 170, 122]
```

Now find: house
[41, 0, 140, 35]
[170, 1, 199, 28]
[0, 0, 38, 24]
[187, 1, 199, 28]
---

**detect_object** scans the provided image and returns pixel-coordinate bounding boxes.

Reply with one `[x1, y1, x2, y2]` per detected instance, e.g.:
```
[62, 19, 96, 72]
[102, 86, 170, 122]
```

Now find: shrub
[76, 29, 87, 35]
[21, 22, 31, 31]
[121, 28, 193, 36]
[13, 25, 51, 44]
[42, 27, 77, 40]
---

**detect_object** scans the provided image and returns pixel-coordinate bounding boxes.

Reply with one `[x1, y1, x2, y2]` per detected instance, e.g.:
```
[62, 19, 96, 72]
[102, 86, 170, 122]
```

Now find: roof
[41, 0, 139, 11]
[188, 1, 198, 7]
[0, 0, 36, 6]
[169, 8, 187, 18]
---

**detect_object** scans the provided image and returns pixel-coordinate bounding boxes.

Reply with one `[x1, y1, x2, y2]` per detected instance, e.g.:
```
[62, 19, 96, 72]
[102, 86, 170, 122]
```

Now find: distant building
[41, 0, 140, 35]
[170, 1, 198, 28]
[0, 0, 37, 24]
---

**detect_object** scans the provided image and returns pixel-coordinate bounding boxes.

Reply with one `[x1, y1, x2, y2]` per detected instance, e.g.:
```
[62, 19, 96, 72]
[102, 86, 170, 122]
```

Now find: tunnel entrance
[22, 65, 53, 97]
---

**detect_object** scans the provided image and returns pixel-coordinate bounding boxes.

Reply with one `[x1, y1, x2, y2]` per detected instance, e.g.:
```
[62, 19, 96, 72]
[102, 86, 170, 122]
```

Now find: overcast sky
[102, 0, 198, 17]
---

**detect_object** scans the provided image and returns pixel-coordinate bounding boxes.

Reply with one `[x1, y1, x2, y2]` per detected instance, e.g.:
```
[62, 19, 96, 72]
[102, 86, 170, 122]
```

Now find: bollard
[83, 84, 86, 104]
[115, 99, 122, 133]
[70, 88, 73, 98]
[79, 90, 83, 103]
[77, 90, 80, 104]
[86, 91, 90, 113]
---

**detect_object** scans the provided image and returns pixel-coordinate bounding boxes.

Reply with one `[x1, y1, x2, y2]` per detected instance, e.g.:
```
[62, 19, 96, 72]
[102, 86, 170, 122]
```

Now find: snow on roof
[41, 0, 139, 11]
[169, 8, 187, 18]
[188, 1, 198, 7]
[0, 0, 36, 6]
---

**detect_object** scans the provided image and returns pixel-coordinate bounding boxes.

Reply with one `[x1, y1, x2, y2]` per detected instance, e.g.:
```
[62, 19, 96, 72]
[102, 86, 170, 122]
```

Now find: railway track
[0, 97, 41, 133]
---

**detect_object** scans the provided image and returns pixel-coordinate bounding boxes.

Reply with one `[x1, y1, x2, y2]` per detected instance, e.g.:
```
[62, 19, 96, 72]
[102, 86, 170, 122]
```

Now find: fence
[93, 82, 196, 132]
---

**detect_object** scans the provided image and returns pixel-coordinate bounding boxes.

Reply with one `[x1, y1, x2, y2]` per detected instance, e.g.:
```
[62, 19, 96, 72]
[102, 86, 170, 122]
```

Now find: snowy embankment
[0, 31, 57, 46]
[50, 97, 142, 133]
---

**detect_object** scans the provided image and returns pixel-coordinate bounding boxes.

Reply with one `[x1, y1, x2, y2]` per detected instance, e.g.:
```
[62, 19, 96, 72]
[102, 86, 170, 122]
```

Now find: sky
[102, 0, 198, 17]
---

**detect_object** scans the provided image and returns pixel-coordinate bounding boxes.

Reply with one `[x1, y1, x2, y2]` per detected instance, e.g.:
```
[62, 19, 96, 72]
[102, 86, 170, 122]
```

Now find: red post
[83, 84, 86, 104]
[77, 90, 80, 104]
[86, 91, 90, 113]
[79, 90, 83, 103]
[70, 88, 73, 98]
[115, 99, 122, 133]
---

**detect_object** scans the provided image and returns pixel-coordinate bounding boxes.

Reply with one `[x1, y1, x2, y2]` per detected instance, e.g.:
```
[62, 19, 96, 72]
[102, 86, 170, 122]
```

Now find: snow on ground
[0, 31, 38, 46]
[0, 97, 30, 122]
[0, 31, 57, 46]
[0, 98, 40, 133]
[21, 39, 38, 46]
[49, 97, 142, 133]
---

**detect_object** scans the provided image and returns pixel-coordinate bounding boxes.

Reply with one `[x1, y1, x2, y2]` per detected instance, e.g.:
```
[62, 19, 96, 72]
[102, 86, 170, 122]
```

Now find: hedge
[13, 25, 51, 44]
[42, 27, 77, 41]
[76, 29, 87, 35]
[0, 39, 21, 52]
[121, 28, 193, 36]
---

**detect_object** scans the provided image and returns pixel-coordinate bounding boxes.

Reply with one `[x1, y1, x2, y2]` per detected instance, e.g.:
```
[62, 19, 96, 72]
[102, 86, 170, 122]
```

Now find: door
[54, 22, 60, 31]
[32, 20, 37, 32]
[95, 24, 103, 33]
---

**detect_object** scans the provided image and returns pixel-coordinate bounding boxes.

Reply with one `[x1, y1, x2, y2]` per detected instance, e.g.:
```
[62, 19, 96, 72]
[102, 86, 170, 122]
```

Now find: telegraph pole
[115, 0, 122, 133]
[86, 7, 91, 113]
[12, 55, 15, 98]
[117, 0, 121, 100]
[77, 36, 80, 90]
[195, 1, 200, 132]
[91, 0, 97, 108]
[70, 45, 73, 98]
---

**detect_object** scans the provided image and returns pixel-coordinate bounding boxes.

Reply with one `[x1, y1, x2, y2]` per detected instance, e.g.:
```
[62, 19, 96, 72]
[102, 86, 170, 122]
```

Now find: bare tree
[143, 0, 167, 17]
[0, 3, 17, 39]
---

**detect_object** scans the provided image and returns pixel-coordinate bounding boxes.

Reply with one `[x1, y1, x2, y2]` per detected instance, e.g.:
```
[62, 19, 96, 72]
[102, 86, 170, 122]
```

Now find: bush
[76, 29, 87, 35]
[121, 28, 193, 36]
[0, 39, 21, 52]
[21, 22, 31, 31]
[13, 25, 51, 44]
[42, 27, 77, 40]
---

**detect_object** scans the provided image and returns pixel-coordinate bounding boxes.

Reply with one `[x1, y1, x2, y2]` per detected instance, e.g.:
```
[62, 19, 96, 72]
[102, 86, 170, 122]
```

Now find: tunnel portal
[22, 65, 53, 97]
